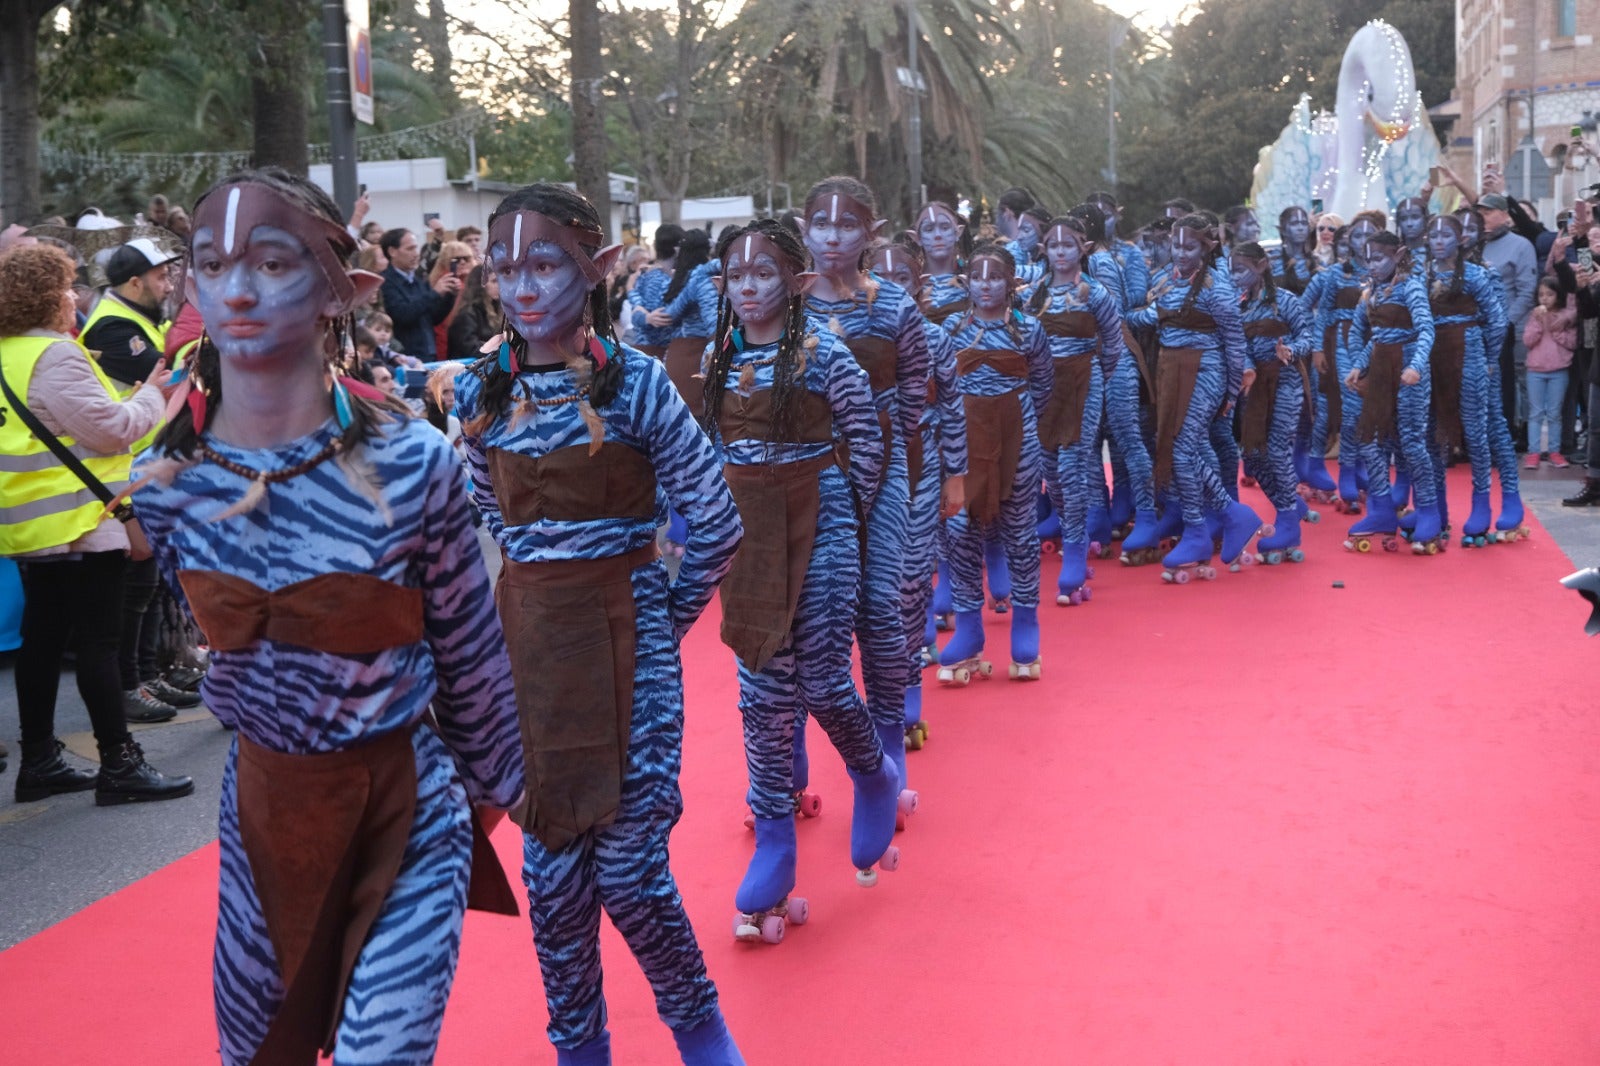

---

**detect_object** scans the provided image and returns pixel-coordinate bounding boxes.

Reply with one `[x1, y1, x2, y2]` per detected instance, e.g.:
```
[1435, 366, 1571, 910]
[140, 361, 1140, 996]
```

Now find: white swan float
[1250, 20, 1441, 221]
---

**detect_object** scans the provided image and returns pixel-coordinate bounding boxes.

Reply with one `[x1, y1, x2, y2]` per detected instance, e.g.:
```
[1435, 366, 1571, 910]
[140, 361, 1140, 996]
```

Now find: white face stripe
[831, 194, 840, 223]
[978, 258, 993, 280]
[744, 234, 753, 262]
[512, 214, 523, 260]
[884, 249, 896, 273]
[223, 187, 241, 254]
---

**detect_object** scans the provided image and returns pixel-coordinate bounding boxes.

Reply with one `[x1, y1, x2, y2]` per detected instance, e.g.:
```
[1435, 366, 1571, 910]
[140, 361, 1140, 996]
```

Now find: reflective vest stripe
[81, 297, 169, 399]
[0, 441, 100, 473]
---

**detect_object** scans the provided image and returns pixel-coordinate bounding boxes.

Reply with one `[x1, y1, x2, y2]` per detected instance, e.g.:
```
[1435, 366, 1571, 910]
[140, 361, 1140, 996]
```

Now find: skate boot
[1335, 462, 1364, 514]
[557, 1033, 613, 1066]
[1036, 490, 1060, 552]
[1494, 491, 1529, 543]
[1292, 440, 1310, 492]
[665, 508, 688, 557]
[1255, 507, 1304, 565]
[1344, 489, 1400, 553]
[876, 720, 919, 829]
[1203, 509, 1224, 553]
[1119, 509, 1162, 566]
[1391, 469, 1412, 516]
[1008, 604, 1041, 680]
[1153, 498, 1185, 546]
[1086, 505, 1114, 558]
[937, 610, 991, 686]
[931, 558, 953, 629]
[1160, 523, 1217, 584]
[1409, 502, 1444, 555]
[1056, 541, 1092, 605]
[1303, 455, 1337, 499]
[1292, 496, 1320, 525]
[673, 1008, 747, 1066]
[1219, 500, 1265, 569]
[904, 684, 928, 750]
[1109, 481, 1134, 537]
[1460, 491, 1492, 547]
[790, 719, 821, 818]
[848, 758, 901, 886]
[735, 817, 807, 944]
[984, 537, 1012, 612]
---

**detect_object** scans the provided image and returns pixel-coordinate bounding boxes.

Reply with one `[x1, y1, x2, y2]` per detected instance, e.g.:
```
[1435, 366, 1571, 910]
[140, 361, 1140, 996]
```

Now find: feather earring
[579, 396, 606, 455]
[588, 334, 613, 368]
[332, 377, 353, 431]
[498, 338, 519, 374]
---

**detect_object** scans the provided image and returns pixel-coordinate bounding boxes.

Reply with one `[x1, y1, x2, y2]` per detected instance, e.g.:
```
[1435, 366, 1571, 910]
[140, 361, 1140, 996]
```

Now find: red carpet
[6, 470, 1600, 1065]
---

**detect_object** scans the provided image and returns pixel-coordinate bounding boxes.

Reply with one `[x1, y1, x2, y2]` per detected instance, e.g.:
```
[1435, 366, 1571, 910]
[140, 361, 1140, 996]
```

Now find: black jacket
[379, 267, 455, 359]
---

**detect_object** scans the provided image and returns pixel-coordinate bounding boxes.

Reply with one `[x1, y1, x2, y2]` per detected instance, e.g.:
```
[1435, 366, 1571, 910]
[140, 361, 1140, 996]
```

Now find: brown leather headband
[191, 183, 358, 305]
[487, 210, 606, 284]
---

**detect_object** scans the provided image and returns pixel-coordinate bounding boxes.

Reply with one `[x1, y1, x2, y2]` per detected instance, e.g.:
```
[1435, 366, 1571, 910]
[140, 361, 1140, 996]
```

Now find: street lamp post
[1106, 16, 1133, 195]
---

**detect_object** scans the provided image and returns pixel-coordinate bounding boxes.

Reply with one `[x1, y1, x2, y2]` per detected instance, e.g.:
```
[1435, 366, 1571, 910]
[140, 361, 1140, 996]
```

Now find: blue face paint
[191, 223, 329, 365]
[1282, 211, 1311, 248]
[967, 255, 1012, 314]
[1172, 228, 1207, 276]
[1014, 216, 1041, 255]
[1232, 212, 1260, 243]
[724, 234, 792, 333]
[1349, 221, 1378, 263]
[1044, 229, 1083, 278]
[868, 247, 920, 295]
[804, 193, 870, 274]
[490, 238, 590, 348]
[1368, 243, 1400, 282]
[1397, 203, 1428, 242]
[916, 207, 962, 265]
[1427, 223, 1460, 266]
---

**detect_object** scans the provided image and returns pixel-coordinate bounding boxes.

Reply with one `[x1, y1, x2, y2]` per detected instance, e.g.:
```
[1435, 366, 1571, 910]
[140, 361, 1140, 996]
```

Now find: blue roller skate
[664, 507, 688, 557]
[1254, 506, 1305, 565]
[931, 558, 953, 630]
[790, 719, 820, 819]
[1008, 604, 1041, 679]
[1344, 487, 1399, 553]
[1036, 489, 1060, 551]
[1109, 478, 1134, 538]
[1160, 522, 1217, 584]
[557, 1033, 613, 1066]
[1494, 491, 1529, 543]
[1460, 491, 1492, 547]
[1391, 468, 1412, 516]
[673, 1008, 747, 1066]
[848, 757, 901, 886]
[876, 720, 919, 829]
[1336, 462, 1364, 514]
[1219, 500, 1265, 569]
[1409, 502, 1444, 555]
[904, 684, 928, 750]
[984, 536, 1012, 612]
[1301, 453, 1337, 500]
[1086, 504, 1114, 558]
[1119, 509, 1162, 566]
[1055, 541, 1092, 606]
[735, 817, 806, 944]
[937, 610, 990, 686]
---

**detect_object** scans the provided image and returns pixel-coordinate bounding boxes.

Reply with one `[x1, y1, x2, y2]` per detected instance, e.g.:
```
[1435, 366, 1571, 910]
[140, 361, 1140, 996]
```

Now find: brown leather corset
[1369, 302, 1415, 331]
[845, 336, 899, 392]
[956, 347, 1029, 380]
[1157, 306, 1218, 332]
[486, 441, 657, 526]
[176, 571, 423, 656]
[1334, 286, 1363, 310]
[930, 296, 970, 320]
[717, 388, 834, 445]
[1243, 318, 1290, 340]
[1430, 290, 1479, 319]
[1038, 308, 1098, 339]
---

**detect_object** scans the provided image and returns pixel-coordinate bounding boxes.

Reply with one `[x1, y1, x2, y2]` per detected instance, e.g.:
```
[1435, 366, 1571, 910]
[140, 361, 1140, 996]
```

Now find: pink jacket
[1523, 306, 1577, 373]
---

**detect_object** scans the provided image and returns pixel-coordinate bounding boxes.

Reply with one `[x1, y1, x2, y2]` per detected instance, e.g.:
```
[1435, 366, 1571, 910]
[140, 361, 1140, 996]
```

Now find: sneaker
[163, 664, 206, 693]
[146, 677, 202, 709]
[122, 687, 178, 724]
[95, 738, 194, 805]
[1551, 453, 1570, 469]
[15, 739, 98, 802]
[1523, 453, 1541, 469]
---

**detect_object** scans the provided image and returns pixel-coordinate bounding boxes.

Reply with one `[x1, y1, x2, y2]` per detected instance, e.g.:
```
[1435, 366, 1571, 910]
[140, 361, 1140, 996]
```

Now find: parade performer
[1125, 216, 1262, 583]
[131, 168, 526, 1065]
[800, 176, 928, 813]
[457, 183, 746, 1064]
[1233, 243, 1315, 563]
[1088, 190, 1151, 308]
[705, 219, 902, 943]
[936, 244, 1050, 681]
[1023, 217, 1124, 599]
[1332, 216, 1385, 510]
[1342, 230, 1442, 554]
[1273, 205, 1337, 498]
[867, 239, 967, 749]
[1300, 224, 1360, 504]
[1423, 215, 1505, 546]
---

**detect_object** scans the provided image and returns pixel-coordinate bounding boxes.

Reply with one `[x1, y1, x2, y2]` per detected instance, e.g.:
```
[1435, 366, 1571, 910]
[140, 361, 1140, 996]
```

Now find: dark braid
[469, 182, 624, 432]
[664, 229, 710, 301]
[700, 219, 813, 457]
[157, 167, 405, 460]
[1174, 214, 1213, 314]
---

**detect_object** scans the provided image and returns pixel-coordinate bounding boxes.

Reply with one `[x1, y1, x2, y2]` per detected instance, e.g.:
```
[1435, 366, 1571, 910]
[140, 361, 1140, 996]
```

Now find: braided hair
[467, 182, 624, 434]
[1276, 206, 1317, 291]
[961, 240, 1024, 347]
[157, 167, 406, 460]
[1025, 216, 1090, 315]
[1173, 213, 1215, 314]
[700, 219, 813, 456]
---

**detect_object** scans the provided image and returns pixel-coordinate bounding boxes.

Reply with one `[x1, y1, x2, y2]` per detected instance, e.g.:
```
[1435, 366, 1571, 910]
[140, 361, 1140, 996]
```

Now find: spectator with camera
[378, 227, 458, 359]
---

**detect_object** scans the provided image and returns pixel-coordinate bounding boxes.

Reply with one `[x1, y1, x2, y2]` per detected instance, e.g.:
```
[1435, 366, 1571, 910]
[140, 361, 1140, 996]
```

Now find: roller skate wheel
[938, 666, 968, 686]
[1171, 568, 1190, 584]
[1288, 549, 1304, 562]
[1260, 524, 1275, 538]
[1426, 541, 1439, 555]
[1354, 538, 1370, 553]
[879, 846, 901, 872]
[898, 789, 919, 818]
[1082, 586, 1092, 602]
[1382, 538, 1399, 553]
[1041, 540, 1058, 555]
[1088, 541, 1102, 557]
[1199, 566, 1217, 580]
[856, 867, 879, 888]
[735, 915, 761, 941]
[761, 914, 786, 944]
[934, 613, 952, 631]
[796, 791, 822, 818]
[976, 660, 994, 678]
[786, 896, 809, 925]
[742, 809, 756, 831]
[1265, 551, 1283, 565]
[1086, 565, 1096, 579]
[1008, 660, 1042, 680]
[1305, 510, 1321, 524]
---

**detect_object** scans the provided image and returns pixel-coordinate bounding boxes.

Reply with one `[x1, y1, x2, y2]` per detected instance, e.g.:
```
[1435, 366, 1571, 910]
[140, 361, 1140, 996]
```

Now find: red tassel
[339, 375, 387, 403]
[588, 336, 609, 369]
[186, 384, 208, 430]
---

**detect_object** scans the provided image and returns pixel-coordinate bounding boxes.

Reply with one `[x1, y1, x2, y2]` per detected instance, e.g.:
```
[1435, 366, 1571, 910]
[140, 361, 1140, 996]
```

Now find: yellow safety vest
[0, 335, 135, 556]
[80, 297, 175, 453]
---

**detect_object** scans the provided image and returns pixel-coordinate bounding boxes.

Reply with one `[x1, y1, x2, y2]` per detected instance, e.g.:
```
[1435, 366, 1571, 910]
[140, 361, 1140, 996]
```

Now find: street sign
[349, 0, 374, 125]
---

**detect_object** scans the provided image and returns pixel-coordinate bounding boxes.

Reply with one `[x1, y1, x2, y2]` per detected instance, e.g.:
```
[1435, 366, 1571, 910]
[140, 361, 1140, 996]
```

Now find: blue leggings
[1242, 364, 1304, 511]
[900, 421, 944, 687]
[1089, 358, 1156, 516]
[946, 393, 1042, 613]
[1360, 378, 1437, 507]
[1308, 362, 1332, 459]
[214, 727, 473, 1065]
[1044, 360, 1105, 544]
[522, 565, 723, 1050]
[1171, 362, 1234, 525]
[1209, 406, 1240, 500]
[857, 436, 911, 730]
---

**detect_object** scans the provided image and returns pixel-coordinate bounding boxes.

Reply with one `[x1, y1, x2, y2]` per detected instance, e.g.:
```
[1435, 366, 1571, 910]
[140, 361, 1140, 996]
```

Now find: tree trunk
[425, 0, 455, 103]
[569, 0, 611, 238]
[656, 0, 696, 228]
[0, 0, 51, 224]
[248, 1, 311, 175]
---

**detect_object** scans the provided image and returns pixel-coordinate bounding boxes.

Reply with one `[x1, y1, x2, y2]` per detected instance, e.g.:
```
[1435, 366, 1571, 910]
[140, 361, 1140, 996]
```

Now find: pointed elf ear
[710, 274, 725, 295]
[328, 269, 384, 318]
[794, 218, 810, 240]
[956, 223, 967, 240]
[591, 243, 625, 280]
[792, 271, 822, 297]
[870, 219, 888, 235]
[903, 228, 918, 244]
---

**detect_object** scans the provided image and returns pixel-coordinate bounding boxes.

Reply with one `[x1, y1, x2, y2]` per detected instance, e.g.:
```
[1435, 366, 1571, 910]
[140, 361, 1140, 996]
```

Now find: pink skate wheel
[1260, 524, 1275, 538]
[1173, 568, 1191, 585]
[1041, 540, 1058, 555]
[879, 846, 901, 872]
[742, 810, 755, 830]
[1088, 541, 1102, 557]
[787, 896, 809, 925]
[1081, 586, 1092, 602]
[898, 788, 919, 817]
[797, 792, 822, 818]
[760, 914, 786, 944]
[1086, 565, 1096, 579]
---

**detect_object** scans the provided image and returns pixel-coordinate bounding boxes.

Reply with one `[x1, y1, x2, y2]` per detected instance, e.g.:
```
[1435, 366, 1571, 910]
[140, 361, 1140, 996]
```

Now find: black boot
[94, 738, 194, 806]
[15, 739, 98, 802]
[1562, 477, 1600, 508]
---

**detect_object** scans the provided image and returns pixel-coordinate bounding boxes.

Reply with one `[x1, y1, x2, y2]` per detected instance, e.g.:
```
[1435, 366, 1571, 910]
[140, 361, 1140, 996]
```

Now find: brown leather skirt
[1153, 347, 1203, 493]
[1122, 323, 1153, 394]
[665, 336, 709, 419]
[719, 454, 834, 672]
[636, 344, 667, 359]
[963, 390, 1024, 526]
[235, 728, 516, 1065]
[1037, 356, 1093, 449]
[1240, 361, 1283, 453]
[496, 544, 656, 851]
[1356, 342, 1405, 443]
[1431, 323, 1467, 448]
[1320, 323, 1343, 431]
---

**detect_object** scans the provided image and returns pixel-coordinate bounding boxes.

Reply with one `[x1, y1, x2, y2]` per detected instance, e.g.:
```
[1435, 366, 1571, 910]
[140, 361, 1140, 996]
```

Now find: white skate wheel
[856, 867, 879, 888]
[734, 915, 760, 941]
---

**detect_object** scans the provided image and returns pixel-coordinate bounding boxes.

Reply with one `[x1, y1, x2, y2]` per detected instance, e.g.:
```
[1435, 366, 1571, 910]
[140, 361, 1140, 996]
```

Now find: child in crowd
[1522, 277, 1577, 468]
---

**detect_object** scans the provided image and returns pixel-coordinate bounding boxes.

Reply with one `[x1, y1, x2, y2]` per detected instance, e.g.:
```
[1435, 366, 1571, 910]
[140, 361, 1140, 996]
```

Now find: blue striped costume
[1112, 238, 1151, 309]
[135, 418, 524, 1066]
[1083, 248, 1153, 533]
[1239, 288, 1315, 511]
[1305, 264, 1368, 497]
[457, 349, 742, 1053]
[941, 311, 1051, 612]
[1349, 274, 1438, 509]
[659, 262, 722, 341]
[630, 267, 676, 350]
[710, 329, 888, 820]
[806, 280, 929, 735]
[1426, 263, 1505, 503]
[1206, 267, 1244, 500]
